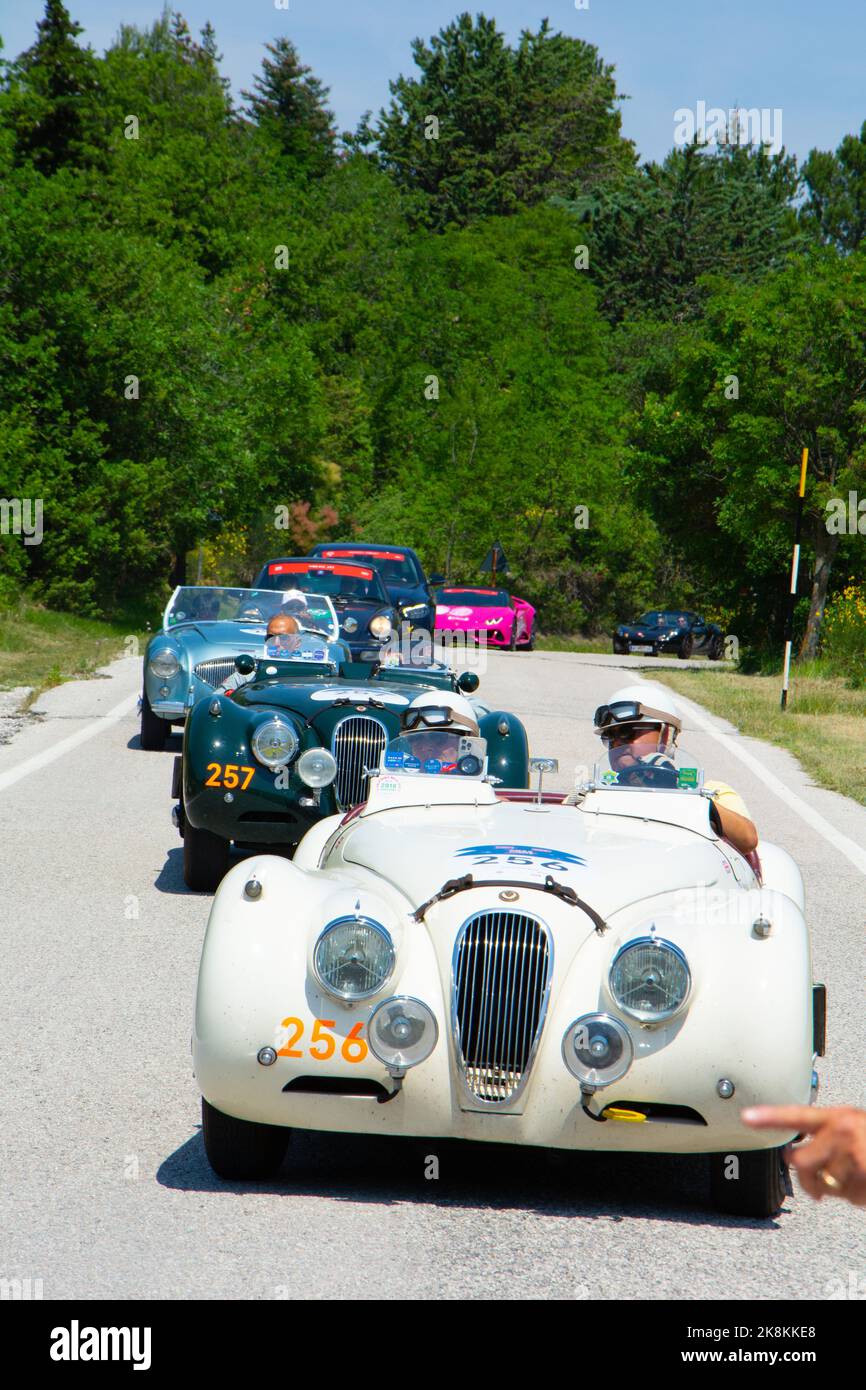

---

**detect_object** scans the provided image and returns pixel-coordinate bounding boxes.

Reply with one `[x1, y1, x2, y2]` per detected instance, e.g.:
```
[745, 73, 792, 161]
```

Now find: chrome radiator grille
[332, 715, 388, 809]
[452, 911, 551, 1103]
[194, 657, 238, 688]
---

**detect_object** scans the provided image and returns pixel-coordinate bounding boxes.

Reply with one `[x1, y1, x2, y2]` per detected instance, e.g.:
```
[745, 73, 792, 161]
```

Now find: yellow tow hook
[601, 1106, 648, 1123]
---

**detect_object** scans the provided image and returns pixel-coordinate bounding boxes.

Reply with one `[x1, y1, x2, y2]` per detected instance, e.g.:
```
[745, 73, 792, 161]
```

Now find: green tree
[353, 12, 634, 229]
[242, 36, 336, 179]
[628, 250, 866, 654]
[4, 0, 104, 172]
[559, 137, 803, 324]
[801, 121, 866, 251]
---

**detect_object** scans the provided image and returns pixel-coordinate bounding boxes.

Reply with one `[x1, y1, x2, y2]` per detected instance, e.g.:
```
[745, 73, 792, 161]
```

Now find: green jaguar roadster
[173, 642, 529, 890]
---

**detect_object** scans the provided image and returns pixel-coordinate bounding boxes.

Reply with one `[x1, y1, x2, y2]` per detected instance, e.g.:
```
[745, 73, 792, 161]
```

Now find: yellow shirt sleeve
[704, 780, 751, 820]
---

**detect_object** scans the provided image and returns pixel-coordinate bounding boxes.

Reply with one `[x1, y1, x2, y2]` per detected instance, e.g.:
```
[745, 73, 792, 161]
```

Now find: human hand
[742, 1105, 866, 1205]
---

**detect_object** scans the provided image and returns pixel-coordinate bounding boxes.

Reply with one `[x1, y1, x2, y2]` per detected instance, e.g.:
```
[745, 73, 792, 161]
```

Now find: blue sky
[3, 0, 865, 164]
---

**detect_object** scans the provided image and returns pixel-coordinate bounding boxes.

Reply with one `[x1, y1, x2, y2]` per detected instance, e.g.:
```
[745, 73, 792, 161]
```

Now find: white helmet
[405, 690, 480, 737]
[594, 684, 682, 743]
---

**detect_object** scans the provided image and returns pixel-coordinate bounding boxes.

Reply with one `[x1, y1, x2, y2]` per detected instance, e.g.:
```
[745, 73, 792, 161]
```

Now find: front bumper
[151, 700, 187, 719]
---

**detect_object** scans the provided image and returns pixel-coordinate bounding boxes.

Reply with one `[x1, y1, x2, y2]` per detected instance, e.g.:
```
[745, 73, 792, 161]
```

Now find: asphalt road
[1, 650, 864, 1301]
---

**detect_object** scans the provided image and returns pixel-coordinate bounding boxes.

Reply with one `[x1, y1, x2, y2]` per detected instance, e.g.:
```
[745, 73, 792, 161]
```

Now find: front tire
[201, 1098, 290, 1180]
[678, 634, 694, 660]
[710, 1146, 788, 1218]
[708, 635, 725, 661]
[140, 692, 167, 750]
[183, 821, 229, 891]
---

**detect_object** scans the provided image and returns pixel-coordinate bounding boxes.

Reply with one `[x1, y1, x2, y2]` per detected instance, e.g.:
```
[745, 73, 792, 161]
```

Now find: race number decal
[275, 1018, 368, 1063]
[454, 843, 586, 878]
[204, 763, 255, 790]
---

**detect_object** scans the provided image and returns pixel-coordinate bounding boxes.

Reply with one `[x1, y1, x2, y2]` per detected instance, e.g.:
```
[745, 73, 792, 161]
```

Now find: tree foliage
[352, 12, 635, 229]
[1, 2, 864, 652]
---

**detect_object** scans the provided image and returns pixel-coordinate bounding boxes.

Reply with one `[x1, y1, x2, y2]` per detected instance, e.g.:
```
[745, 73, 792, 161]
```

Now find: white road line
[0, 692, 139, 794]
[676, 692, 866, 877]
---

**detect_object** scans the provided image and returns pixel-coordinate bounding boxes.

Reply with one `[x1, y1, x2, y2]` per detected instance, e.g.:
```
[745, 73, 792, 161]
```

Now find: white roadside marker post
[780, 447, 809, 710]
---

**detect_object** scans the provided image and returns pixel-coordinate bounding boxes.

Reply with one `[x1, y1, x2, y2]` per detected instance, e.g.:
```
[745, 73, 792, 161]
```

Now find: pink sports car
[433, 586, 536, 649]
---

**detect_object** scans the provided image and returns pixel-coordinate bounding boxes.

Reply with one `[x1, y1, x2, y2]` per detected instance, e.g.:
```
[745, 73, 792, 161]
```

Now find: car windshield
[315, 549, 420, 584]
[381, 730, 488, 778]
[436, 588, 511, 608]
[588, 746, 705, 792]
[164, 587, 338, 639]
[635, 611, 688, 627]
[263, 563, 388, 603]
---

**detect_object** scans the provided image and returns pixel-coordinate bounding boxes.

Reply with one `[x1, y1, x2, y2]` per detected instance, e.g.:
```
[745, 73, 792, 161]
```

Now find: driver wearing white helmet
[402, 692, 481, 772]
[594, 685, 758, 856]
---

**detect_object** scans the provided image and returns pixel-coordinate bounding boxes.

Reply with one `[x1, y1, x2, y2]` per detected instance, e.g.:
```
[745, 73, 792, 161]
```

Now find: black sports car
[613, 610, 725, 660]
[308, 542, 438, 635]
[252, 557, 399, 659]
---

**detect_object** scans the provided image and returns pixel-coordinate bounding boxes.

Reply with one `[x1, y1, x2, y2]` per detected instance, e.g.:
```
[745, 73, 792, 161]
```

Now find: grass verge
[653, 667, 866, 805]
[0, 597, 147, 703]
[535, 633, 612, 654]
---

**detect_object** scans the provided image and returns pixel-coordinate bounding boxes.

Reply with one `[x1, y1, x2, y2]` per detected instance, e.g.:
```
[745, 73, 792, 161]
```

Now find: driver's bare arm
[710, 799, 758, 855]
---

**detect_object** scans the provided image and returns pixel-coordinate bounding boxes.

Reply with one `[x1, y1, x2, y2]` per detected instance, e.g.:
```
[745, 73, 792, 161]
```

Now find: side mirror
[429, 573, 445, 586]
[457, 670, 479, 693]
[234, 653, 256, 675]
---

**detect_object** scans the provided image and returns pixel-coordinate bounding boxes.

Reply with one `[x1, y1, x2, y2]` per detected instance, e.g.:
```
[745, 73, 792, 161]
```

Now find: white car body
[193, 763, 818, 1173]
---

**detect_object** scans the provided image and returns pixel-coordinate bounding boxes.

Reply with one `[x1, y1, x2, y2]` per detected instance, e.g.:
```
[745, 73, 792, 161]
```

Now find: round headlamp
[609, 937, 690, 1023]
[342, 616, 358, 634]
[313, 917, 395, 1001]
[250, 717, 299, 769]
[562, 1013, 633, 1088]
[369, 615, 392, 639]
[149, 648, 180, 679]
[368, 996, 438, 1070]
[297, 747, 337, 788]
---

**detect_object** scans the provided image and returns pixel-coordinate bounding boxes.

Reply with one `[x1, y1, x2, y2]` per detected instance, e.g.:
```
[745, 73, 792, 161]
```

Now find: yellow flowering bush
[821, 580, 866, 683]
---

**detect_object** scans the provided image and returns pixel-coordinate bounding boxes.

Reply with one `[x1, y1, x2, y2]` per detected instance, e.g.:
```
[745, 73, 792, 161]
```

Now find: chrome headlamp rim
[561, 1011, 634, 1087]
[367, 994, 439, 1068]
[250, 715, 300, 769]
[312, 915, 395, 1002]
[148, 646, 181, 678]
[369, 614, 392, 638]
[296, 746, 337, 787]
[608, 935, 691, 1024]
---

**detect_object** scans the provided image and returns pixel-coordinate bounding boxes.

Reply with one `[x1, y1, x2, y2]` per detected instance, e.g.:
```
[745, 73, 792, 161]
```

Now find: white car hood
[339, 800, 727, 918]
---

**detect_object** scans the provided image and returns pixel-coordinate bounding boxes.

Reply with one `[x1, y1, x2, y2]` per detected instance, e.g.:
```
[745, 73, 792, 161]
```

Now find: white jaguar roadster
[192, 727, 824, 1217]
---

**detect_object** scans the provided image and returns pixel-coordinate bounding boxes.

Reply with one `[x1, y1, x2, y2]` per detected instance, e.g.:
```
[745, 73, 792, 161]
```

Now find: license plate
[630, 644, 653, 653]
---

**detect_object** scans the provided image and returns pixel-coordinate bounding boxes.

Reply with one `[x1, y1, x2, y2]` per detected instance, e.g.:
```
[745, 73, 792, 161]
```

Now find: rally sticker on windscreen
[455, 844, 586, 876]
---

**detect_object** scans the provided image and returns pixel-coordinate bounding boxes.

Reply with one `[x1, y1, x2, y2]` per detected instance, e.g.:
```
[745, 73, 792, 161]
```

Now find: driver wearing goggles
[595, 685, 758, 856]
[399, 695, 481, 773]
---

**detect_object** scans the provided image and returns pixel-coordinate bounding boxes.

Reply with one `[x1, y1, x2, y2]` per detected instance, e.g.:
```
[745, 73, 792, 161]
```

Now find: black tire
[678, 634, 695, 660]
[183, 822, 229, 892]
[708, 635, 725, 661]
[525, 634, 535, 651]
[509, 623, 518, 651]
[171, 755, 183, 800]
[710, 1146, 788, 1218]
[140, 691, 167, 750]
[201, 1097, 290, 1180]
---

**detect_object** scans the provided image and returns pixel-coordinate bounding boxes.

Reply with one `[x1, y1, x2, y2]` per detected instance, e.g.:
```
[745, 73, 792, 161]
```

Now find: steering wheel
[617, 763, 678, 789]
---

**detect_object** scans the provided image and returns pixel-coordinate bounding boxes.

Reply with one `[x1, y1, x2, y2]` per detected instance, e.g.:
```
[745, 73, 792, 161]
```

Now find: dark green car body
[175, 655, 529, 889]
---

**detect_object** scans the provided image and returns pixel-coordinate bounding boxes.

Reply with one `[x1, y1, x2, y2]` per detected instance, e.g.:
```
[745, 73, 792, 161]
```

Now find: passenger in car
[594, 685, 759, 857]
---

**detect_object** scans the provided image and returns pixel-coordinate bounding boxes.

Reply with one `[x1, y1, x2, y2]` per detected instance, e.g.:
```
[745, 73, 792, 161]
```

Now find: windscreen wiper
[412, 873, 607, 932]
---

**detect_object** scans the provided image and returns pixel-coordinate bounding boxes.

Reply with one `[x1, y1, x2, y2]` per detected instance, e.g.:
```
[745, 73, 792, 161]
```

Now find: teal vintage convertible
[173, 641, 529, 890]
